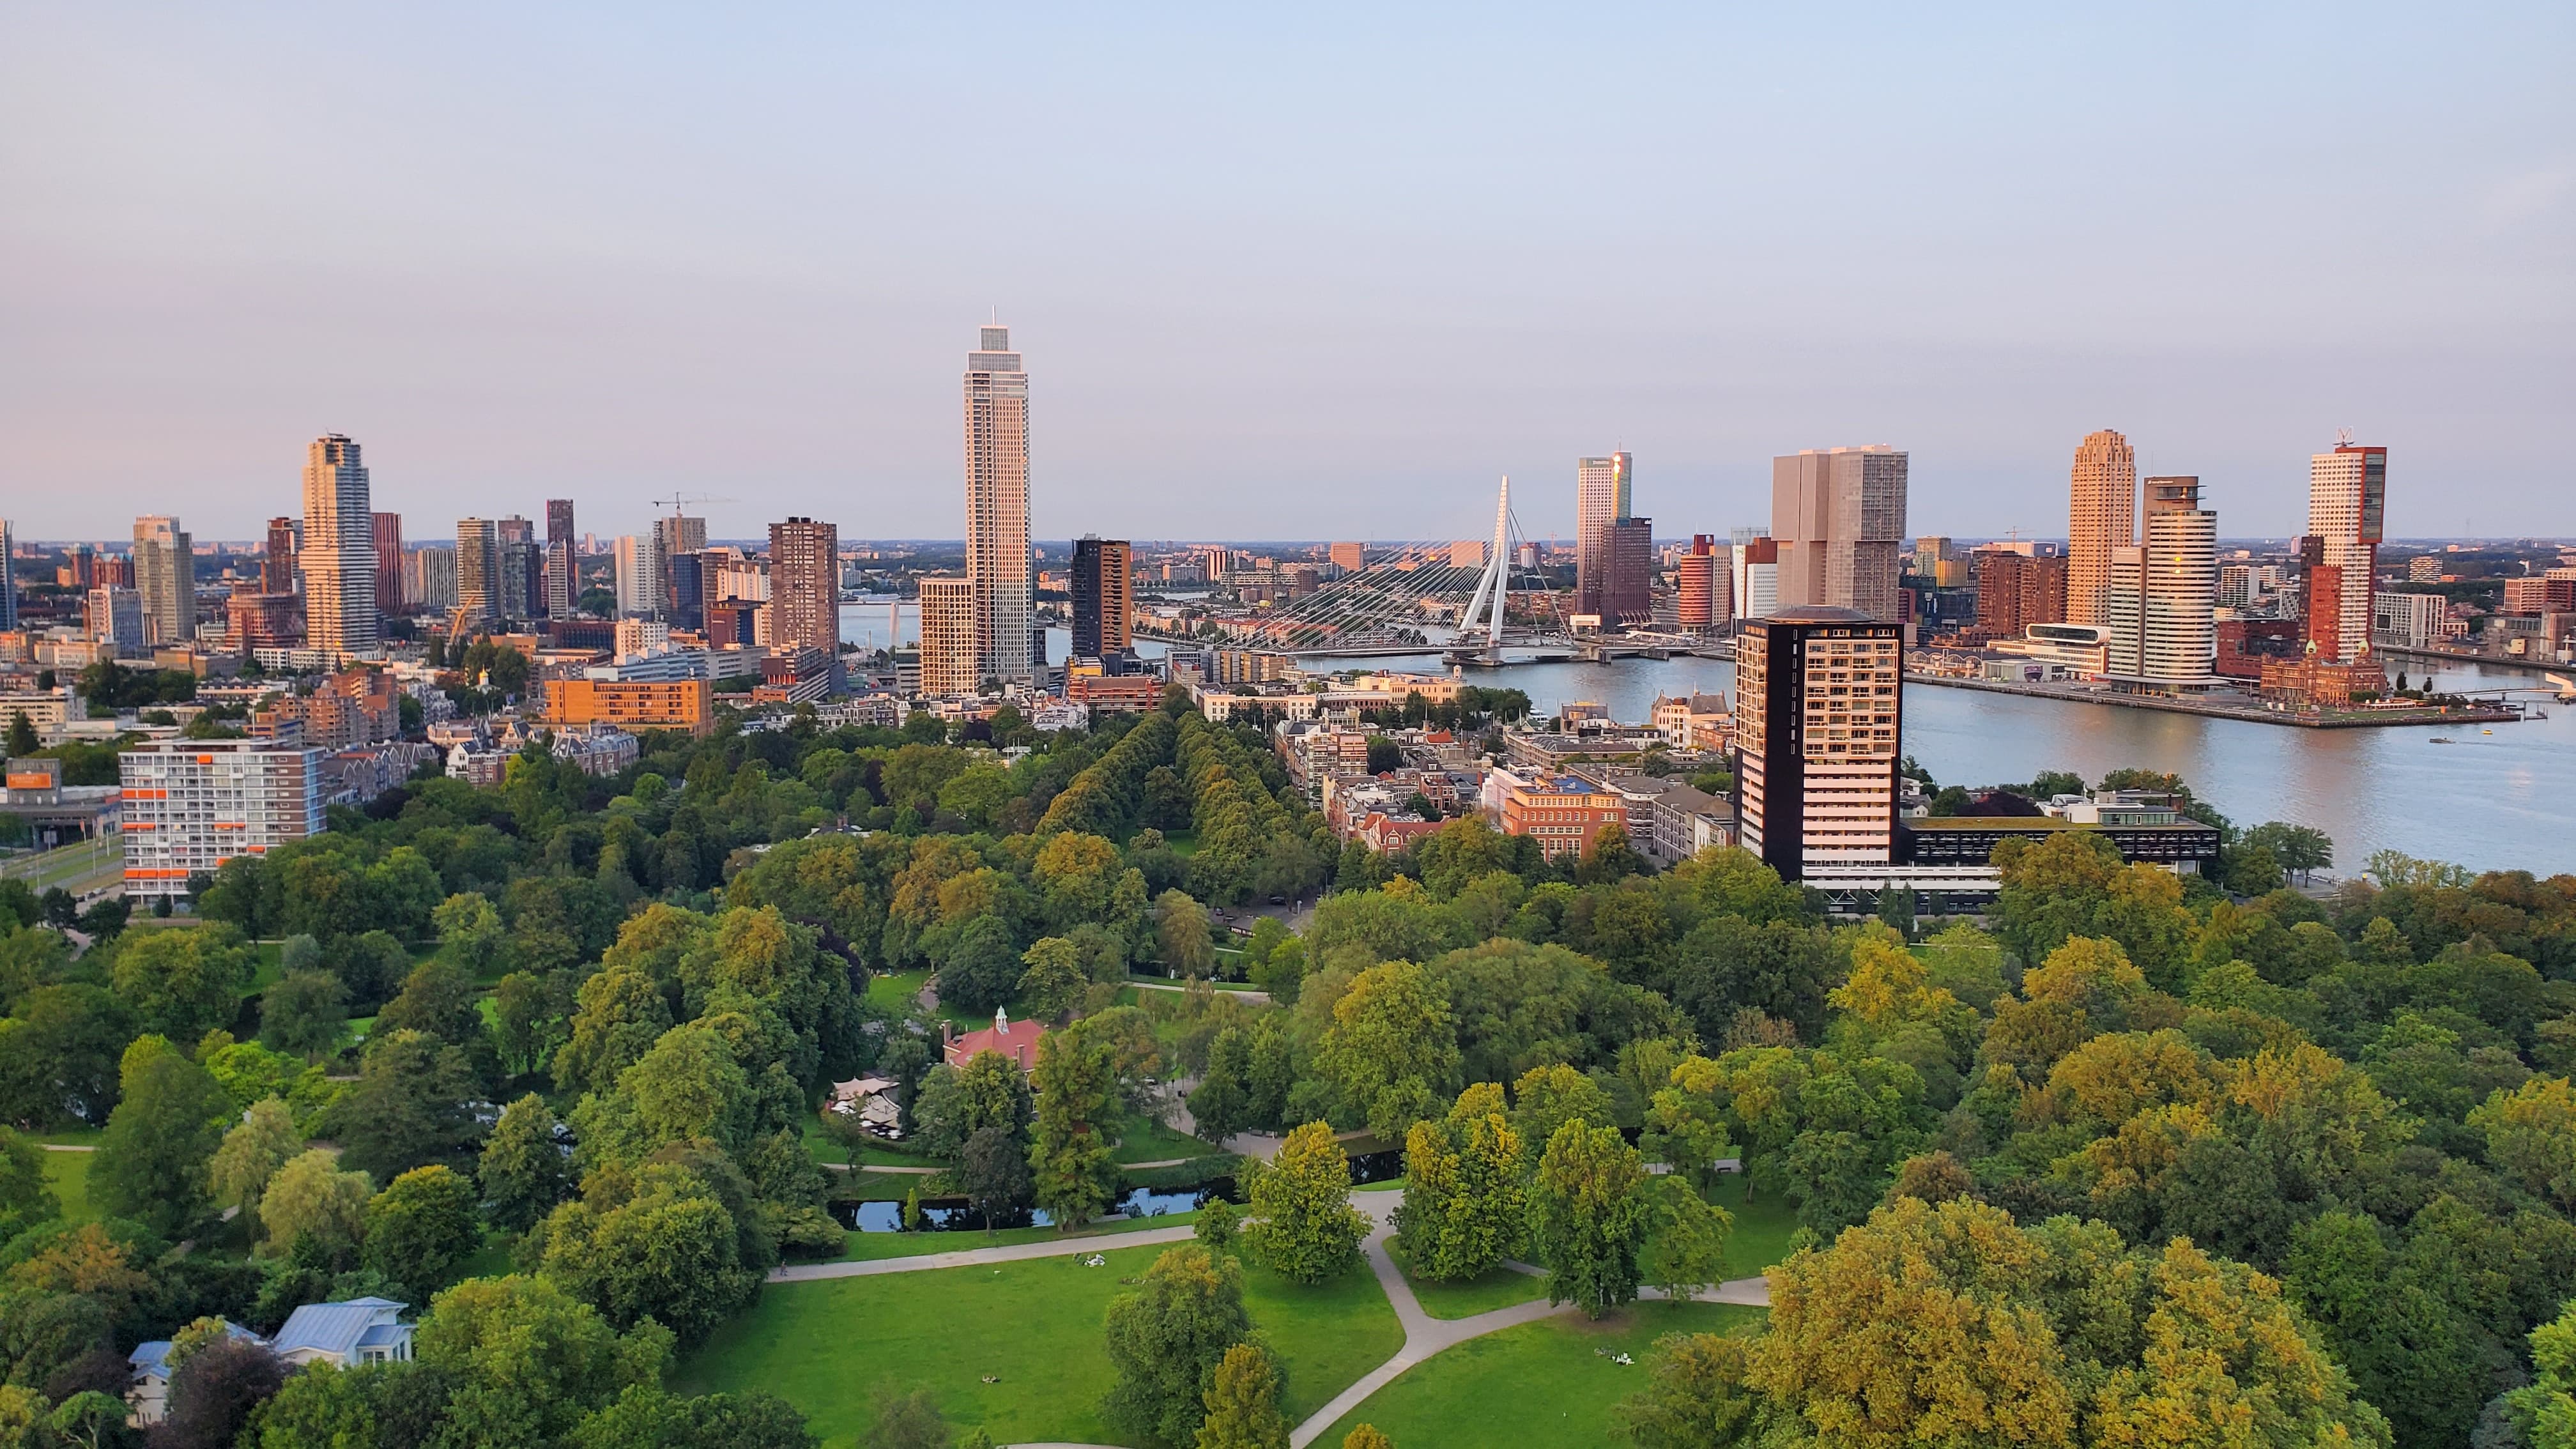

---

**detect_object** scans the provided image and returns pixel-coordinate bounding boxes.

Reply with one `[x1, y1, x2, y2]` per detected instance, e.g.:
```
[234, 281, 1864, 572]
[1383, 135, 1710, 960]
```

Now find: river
[837, 602, 2574, 878]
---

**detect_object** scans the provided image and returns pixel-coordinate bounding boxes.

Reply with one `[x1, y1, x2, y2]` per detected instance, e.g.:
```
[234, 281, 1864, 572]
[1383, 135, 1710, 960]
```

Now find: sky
[3, 3, 2571, 547]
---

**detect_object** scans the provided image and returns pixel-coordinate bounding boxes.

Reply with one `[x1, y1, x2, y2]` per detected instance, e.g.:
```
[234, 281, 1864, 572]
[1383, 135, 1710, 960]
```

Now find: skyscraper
[456, 518, 500, 627]
[614, 535, 661, 618]
[1770, 447, 1908, 621]
[372, 513, 404, 620]
[1607, 518, 1653, 625]
[2308, 442, 2388, 664]
[918, 576, 981, 696]
[2066, 429, 2136, 627]
[1973, 549, 2067, 639]
[0, 518, 14, 631]
[653, 514, 706, 621]
[1675, 535, 1719, 632]
[964, 325, 1032, 683]
[544, 500, 576, 618]
[1071, 537, 1132, 659]
[494, 517, 537, 622]
[132, 516, 193, 645]
[769, 518, 839, 666]
[2138, 476, 2217, 687]
[1575, 453, 1632, 621]
[263, 518, 298, 594]
[1735, 606, 1903, 880]
[300, 434, 379, 654]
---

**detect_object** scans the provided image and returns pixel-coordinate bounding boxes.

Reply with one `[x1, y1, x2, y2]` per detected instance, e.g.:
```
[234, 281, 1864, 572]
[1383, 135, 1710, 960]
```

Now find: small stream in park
[827, 1149, 1406, 1233]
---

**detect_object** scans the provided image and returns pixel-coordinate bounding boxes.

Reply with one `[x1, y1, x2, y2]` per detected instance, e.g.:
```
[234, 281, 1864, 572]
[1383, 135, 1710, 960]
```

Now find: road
[0, 835, 122, 897]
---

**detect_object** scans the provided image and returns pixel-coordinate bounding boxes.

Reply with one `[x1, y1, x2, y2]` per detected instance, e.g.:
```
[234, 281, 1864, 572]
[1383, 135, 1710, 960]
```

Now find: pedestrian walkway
[765, 1184, 1772, 1445]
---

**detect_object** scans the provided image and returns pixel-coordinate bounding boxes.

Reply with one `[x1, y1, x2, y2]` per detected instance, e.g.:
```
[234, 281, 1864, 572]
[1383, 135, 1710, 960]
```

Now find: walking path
[770, 1184, 1772, 1445]
[39, 1144, 95, 1153]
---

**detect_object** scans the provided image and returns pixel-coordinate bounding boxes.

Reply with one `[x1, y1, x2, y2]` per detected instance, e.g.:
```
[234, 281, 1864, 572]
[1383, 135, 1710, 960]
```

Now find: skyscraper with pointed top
[964, 323, 1032, 682]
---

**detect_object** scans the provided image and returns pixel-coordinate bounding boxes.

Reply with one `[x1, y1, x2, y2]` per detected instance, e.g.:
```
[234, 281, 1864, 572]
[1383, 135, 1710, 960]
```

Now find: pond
[831, 1179, 1246, 1234]
[827, 1146, 1407, 1232]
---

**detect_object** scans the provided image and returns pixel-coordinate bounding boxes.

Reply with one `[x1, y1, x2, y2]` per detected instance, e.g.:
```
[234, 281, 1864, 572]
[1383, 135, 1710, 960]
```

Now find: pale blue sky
[3, 3, 2569, 544]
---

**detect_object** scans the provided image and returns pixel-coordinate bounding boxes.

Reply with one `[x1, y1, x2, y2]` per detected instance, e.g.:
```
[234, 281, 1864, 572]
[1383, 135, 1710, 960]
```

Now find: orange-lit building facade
[542, 678, 714, 737]
[1499, 775, 1629, 861]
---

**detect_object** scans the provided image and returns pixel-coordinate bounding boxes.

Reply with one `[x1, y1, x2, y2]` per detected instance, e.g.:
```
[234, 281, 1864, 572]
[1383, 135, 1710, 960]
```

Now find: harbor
[1899, 670, 2531, 729]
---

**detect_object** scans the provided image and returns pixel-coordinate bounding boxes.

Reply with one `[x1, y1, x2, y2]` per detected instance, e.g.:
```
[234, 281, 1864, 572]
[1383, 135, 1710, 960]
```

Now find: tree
[1195, 1341, 1289, 1449]
[1031, 1022, 1118, 1230]
[2507, 1297, 2576, 1449]
[1195, 1199, 1240, 1255]
[414, 1273, 656, 1447]
[861, 1387, 953, 1449]
[1018, 937, 1091, 1023]
[323, 1029, 480, 1183]
[1528, 1120, 1650, 1317]
[1510, 1064, 1614, 1163]
[1155, 891, 1216, 979]
[1101, 1244, 1253, 1449]
[1613, 1333, 1761, 1449]
[259, 970, 348, 1060]
[108, 925, 257, 1043]
[912, 1051, 1033, 1161]
[158, 1336, 288, 1449]
[1752, 1197, 2391, 1448]
[2241, 821, 2333, 885]
[90, 1047, 229, 1237]
[364, 1165, 482, 1297]
[1341, 1429, 1393, 1449]
[1317, 961, 1460, 1139]
[434, 891, 507, 975]
[1245, 1122, 1368, 1284]
[377, 958, 486, 1048]
[956, 1125, 1034, 1229]
[2472, 1075, 2576, 1213]
[536, 1163, 756, 1349]
[939, 917, 1024, 1016]
[3, 712, 34, 758]
[0, 1128, 56, 1244]
[258, 1147, 372, 1259]
[208, 1098, 302, 1222]
[480, 1093, 572, 1232]
[569, 1383, 819, 1449]
[1393, 1084, 1524, 1282]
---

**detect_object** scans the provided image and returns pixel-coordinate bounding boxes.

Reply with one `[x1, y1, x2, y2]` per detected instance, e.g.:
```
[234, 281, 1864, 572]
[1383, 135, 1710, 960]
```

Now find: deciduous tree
[90, 1047, 230, 1237]
[1031, 1022, 1117, 1230]
[1194, 1341, 1289, 1449]
[1528, 1120, 1649, 1317]
[1102, 1244, 1252, 1449]
[363, 1165, 482, 1298]
[1317, 961, 1459, 1139]
[1245, 1123, 1368, 1284]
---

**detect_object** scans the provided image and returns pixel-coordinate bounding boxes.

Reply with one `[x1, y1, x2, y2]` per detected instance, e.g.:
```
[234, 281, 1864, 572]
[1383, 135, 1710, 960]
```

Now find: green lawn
[1385, 1241, 1548, 1321]
[1112, 1110, 1225, 1165]
[683, 1241, 1401, 1445]
[1316, 1301, 1767, 1449]
[1709, 1172, 1800, 1280]
[868, 967, 1027, 1029]
[827, 1168, 935, 1202]
[40, 1151, 93, 1223]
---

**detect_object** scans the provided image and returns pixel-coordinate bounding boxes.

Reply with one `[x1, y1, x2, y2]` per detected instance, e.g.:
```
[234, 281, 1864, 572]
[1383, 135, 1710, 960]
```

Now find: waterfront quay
[1904, 671, 2524, 729]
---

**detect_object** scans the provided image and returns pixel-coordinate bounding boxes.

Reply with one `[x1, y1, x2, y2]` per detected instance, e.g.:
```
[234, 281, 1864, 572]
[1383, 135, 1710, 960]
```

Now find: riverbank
[1903, 672, 2524, 729]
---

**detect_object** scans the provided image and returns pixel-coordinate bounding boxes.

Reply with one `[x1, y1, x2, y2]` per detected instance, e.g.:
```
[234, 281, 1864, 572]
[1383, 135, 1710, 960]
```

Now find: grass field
[1316, 1301, 1767, 1449]
[40, 1151, 93, 1223]
[1112, 1110, 1224, 1165]
[1708, 1172, 1800, 1280]
[1384, 1241, 1549, 1321]
[683, 1240, 1401, 1445]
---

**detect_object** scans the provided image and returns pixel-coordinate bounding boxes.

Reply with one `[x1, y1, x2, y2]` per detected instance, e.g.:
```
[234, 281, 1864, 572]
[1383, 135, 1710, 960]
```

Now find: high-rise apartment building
[1675, 535, 1721, 632]
[1973, 549, 2068, 638]
[544, 500, 576, 618]
[131, 516, 194, 645]
[1607, 518, 1653, 625]
[1575, 453, 1633, 622]
[2308, 442, 2388, 663]
[119, 738, 326, 900]
[2066, 429, 2136, 627]
[917, 576, 981, 696]
[652, 514, 707, 620]
[371, 513, 404, 619]
[963, 325, 1032, 682]
[2137, 476, 2217, 687]
[88, 586, 146, 652]
[494, 517, 537, 622]
[300, 434, 379, 654]
[1770, 447, 1908, 622]
[768, 518, 839, 670]
[407, 546, 458, 613]
[1735, 535, 1779, 625]
[1735, 606, 1903, 880]
[1328, 542, 1366, 573]
[263, 518, 298, 594]
[615, 535, 661, 618]
[1072, 537, 1133, 659]
[456, 518, 500, 627]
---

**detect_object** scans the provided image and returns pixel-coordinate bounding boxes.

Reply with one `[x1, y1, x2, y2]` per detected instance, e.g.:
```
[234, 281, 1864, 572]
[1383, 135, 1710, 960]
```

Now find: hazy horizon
[4, 4, 2569, 542]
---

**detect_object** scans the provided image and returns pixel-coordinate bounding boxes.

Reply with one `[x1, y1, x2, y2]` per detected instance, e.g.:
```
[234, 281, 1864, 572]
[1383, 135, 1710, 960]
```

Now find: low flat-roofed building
[542, 677, 713, 737]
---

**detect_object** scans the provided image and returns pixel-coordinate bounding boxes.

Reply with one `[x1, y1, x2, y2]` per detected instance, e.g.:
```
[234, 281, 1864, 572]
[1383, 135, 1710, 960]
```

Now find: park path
[38, 1144, 95, 1153]
[775, 1185, 1770, 1447]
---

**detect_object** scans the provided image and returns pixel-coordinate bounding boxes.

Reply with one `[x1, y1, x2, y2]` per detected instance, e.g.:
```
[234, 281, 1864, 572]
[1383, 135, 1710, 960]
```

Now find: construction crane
[654, 491, 735, 517]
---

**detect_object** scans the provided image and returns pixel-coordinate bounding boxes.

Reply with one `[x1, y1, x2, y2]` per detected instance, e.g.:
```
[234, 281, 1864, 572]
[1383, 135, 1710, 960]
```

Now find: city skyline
[4, 8, 2567, 540]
